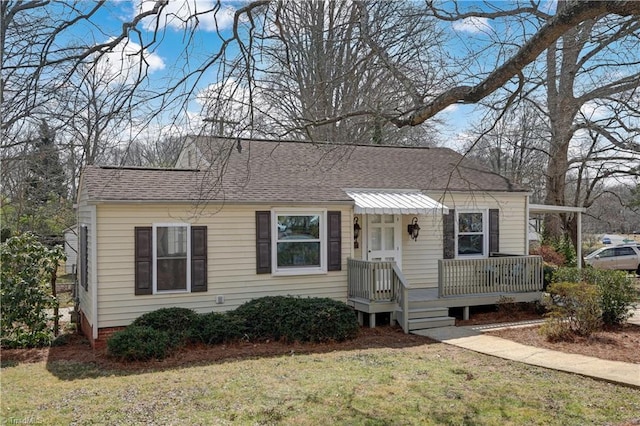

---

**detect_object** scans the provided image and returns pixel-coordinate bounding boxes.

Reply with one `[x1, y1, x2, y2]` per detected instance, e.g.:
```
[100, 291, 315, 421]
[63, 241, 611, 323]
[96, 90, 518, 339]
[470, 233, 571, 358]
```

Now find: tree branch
[392, 0, 640, 127]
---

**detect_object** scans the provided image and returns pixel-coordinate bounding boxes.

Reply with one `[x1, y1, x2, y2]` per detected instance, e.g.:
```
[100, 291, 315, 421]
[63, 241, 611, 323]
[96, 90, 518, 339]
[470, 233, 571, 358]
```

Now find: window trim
[271, 209, 327, 276]
[152, 223, 191, 294]
[455, 210, 488, 258]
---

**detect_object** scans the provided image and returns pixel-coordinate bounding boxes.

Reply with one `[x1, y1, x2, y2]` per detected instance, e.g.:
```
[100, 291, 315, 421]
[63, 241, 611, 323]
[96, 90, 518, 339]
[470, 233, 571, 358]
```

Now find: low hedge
[107, 297, 359, 361]
[107, 326, 171, 361]
[232, 296, 359, 343]
[189, 312, 245, 345]
[131, 307, 199, 345]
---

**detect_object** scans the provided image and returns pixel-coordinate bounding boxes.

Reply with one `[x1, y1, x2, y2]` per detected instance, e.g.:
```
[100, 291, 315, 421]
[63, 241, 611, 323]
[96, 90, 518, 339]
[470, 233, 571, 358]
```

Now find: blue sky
[62, 1, 559, 146]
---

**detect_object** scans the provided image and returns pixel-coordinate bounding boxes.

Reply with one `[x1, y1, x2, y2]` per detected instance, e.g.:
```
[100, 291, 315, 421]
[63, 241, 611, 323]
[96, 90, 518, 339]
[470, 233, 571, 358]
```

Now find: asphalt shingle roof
[81, 137, 527, 203]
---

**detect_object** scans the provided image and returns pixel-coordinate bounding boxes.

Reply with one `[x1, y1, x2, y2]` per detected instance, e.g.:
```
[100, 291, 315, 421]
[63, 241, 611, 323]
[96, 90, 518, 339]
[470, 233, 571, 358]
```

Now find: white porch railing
[438, 255, 543, 297]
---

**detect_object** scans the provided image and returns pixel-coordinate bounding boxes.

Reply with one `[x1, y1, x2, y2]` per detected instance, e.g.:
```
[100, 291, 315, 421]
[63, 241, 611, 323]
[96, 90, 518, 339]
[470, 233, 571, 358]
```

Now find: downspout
[91, 205, 98, 341]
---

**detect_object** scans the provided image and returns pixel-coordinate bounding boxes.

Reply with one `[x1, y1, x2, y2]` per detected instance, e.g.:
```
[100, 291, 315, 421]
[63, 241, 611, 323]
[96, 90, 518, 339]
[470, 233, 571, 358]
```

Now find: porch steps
[397, 306, 456, 332]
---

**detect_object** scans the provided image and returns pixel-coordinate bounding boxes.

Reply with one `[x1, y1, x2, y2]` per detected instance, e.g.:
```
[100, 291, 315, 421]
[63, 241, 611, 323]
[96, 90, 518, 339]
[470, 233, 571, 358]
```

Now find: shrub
[294, 297, 360, 342]
[107, 326, 171, 361]
[530, 245, 566, 267]
[597, 272, 637, 325]
[0, 232, 65, 348]
[550, 237, 577, 267]
[189, 312, 245, 345]
[553, 268, 636, 326]
[542, 263, 557, 291]
[540, 281, 602, 340]
[131, 307, 198, 344]
[233, 296, 359, 343]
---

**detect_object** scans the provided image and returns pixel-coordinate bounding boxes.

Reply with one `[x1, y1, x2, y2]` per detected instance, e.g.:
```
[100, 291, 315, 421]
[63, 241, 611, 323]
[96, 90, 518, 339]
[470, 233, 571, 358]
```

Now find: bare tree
[466, 103, 549, 201]
[253, 1, 446, 145]
[426, 1, 639, 251]
[2, 0, 639, 240]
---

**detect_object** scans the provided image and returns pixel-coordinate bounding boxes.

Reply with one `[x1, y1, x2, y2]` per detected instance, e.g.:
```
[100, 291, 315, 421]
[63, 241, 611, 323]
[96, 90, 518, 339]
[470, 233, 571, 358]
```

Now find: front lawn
[2, 341, 639, 425]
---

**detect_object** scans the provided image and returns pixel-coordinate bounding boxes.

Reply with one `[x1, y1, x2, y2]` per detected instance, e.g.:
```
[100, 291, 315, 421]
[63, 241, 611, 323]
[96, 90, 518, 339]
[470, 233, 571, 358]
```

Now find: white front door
[367, 214, 401, 263]
[367, 214, 401, 292]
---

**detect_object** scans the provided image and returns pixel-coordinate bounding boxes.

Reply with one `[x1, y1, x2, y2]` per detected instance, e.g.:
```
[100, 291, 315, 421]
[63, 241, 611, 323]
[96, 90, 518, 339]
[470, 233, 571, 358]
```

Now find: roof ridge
[96, 165, 199, 172]
[190, 135, 444, 151]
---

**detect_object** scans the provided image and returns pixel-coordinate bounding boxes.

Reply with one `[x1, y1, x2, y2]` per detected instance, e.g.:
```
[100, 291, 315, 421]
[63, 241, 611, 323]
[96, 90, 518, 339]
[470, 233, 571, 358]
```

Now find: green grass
[2, 344, 639, 425]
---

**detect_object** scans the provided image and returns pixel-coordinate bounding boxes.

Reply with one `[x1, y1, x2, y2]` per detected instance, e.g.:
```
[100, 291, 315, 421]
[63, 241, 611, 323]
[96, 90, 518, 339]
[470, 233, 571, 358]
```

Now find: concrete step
[408, 316, 456, 331]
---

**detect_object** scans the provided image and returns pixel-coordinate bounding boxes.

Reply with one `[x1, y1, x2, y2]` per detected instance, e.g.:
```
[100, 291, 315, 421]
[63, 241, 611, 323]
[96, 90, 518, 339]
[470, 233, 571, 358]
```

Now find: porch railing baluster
[438, 255, 543, 297]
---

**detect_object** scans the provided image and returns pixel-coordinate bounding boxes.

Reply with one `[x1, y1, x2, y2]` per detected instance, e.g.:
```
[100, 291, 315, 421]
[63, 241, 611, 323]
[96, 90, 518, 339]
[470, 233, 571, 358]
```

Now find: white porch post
[577, 211, 582, 269]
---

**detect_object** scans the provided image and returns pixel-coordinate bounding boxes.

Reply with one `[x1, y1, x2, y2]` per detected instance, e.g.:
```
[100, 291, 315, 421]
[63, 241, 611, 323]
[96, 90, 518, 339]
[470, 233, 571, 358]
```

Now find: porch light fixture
[407, 217, 420, 241]
[353, 217, 361, 248]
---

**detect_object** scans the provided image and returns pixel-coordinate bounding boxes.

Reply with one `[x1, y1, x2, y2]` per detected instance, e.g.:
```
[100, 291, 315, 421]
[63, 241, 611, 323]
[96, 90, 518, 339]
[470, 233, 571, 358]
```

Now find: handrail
[392, 263, 410, 333]
[438, 255, 543, 297]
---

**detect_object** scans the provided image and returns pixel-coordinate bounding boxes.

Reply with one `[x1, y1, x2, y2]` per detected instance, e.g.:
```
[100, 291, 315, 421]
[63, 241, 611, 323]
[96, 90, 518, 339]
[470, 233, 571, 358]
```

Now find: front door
[367, 214, 401, 262]
[367, 214, 401, 292]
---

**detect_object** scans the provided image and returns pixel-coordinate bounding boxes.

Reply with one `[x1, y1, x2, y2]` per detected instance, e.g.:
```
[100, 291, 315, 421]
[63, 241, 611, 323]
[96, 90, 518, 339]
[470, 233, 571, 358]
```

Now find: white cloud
[443, 104, 459, 113]
[96, 38, 165, 85]
[452, 17, 492, 34]
[580, 100, 609, 121]
[136, 0, 236, 32]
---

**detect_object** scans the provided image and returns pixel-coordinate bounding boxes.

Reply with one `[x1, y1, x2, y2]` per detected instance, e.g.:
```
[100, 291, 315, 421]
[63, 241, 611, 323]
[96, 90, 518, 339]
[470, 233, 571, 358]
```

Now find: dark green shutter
[327, 211, 341, 271]
[134, 227, 153, 295]
[191, 226, 208, 292]
[489, 209, 499, 255]
[256, 211, 271, 274]
[443, 209, 456, 259]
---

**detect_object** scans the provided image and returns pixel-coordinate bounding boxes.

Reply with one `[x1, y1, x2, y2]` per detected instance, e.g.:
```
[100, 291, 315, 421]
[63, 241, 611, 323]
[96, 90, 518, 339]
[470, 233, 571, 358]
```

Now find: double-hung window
[154, 223, 190, 292]
[273, 211, 326, 274]
[456, 211, 487, 257]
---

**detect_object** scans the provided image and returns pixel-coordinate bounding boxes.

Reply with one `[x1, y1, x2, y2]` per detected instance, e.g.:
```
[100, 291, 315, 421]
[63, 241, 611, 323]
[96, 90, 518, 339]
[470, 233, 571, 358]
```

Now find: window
[135, 224, 208, 295]
[616, 247, 635, 256]
[255, 211, 341, 275]
[154, 224, 190, 292]
[456, 211, 487, 257]
[599, 249, 615, 258]
[273, 212, 325, 274]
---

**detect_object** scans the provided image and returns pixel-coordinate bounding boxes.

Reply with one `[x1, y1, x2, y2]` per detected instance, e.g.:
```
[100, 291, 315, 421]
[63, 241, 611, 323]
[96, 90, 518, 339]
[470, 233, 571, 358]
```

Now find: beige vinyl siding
[399, 192, 527, 289]
[400, 213, 444, 288]
[437, 192, 528, 255]
[94, 203, 352, 328]
[76, 186, 94, 326]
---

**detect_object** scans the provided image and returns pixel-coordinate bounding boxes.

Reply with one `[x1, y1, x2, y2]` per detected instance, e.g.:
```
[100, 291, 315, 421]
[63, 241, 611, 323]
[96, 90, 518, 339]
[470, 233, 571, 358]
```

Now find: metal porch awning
[345, 190, 448, 215]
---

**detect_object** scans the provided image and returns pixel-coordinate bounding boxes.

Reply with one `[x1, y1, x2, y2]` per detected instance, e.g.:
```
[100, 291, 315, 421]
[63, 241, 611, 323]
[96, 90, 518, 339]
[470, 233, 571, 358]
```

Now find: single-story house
[76, 137, 546, 347]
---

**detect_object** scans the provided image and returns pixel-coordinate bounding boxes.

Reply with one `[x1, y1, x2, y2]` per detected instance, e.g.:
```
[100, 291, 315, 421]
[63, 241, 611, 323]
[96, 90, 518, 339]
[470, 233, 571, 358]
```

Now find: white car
[584, 243, 640, 274]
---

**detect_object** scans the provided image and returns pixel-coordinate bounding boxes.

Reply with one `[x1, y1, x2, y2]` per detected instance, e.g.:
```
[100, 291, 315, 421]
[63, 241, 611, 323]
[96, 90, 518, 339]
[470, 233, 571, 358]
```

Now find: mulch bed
[2, 303, 638, 369]
[0, 326, 436, 371]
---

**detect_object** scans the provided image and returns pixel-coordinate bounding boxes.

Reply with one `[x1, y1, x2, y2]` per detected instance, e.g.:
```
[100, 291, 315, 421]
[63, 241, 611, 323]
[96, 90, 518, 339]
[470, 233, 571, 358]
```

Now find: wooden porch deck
[347, 256, 544, 333]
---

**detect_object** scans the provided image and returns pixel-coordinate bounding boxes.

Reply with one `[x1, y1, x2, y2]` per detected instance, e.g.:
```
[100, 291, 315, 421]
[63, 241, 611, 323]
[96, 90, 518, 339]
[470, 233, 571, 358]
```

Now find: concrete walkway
[414, 307, 640, 388]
